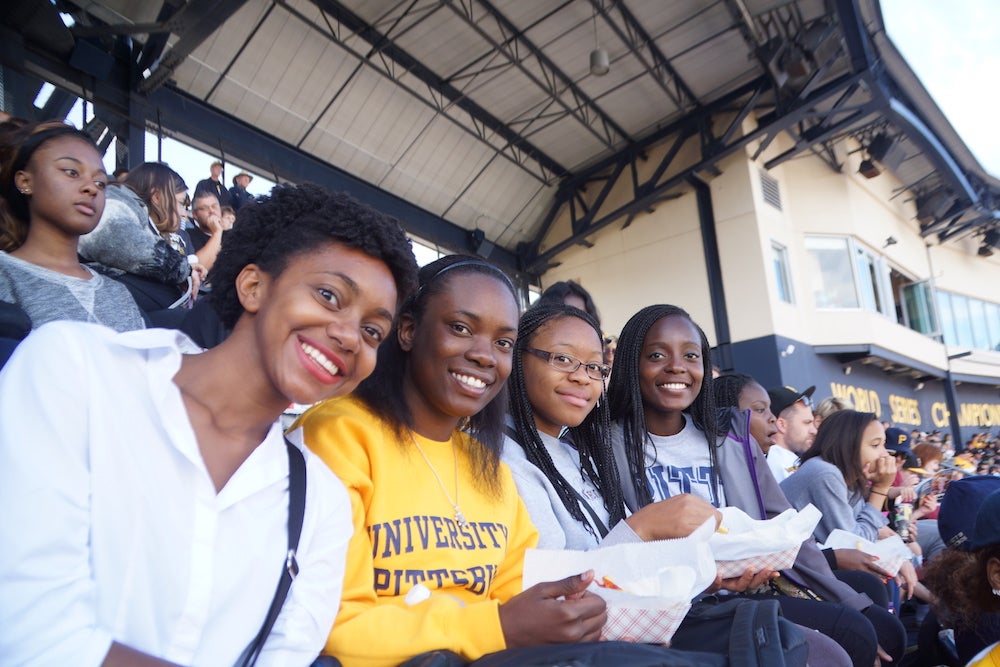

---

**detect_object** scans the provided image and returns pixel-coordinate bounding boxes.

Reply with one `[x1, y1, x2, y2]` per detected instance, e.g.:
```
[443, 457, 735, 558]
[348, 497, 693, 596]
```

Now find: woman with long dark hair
[609, 304, 906, 667]
[781, 411, 926, 604]
[295, 256, 610, 667]
[780, 410, 895, 543]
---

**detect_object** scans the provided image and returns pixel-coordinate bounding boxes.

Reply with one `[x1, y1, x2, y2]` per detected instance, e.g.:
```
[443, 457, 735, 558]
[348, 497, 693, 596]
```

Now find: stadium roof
[4, 0, 998, 275]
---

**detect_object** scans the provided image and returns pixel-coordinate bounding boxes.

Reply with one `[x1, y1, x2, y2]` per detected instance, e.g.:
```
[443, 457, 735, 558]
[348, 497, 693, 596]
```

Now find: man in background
[766, 385, 817, 482]
[194, 160, 232, 209]
[229, 170, 254, 211]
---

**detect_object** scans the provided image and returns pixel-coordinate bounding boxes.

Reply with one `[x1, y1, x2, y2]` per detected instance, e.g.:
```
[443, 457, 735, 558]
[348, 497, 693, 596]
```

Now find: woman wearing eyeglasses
[503, 303, 742, 551]
[501, 304, 863, 665]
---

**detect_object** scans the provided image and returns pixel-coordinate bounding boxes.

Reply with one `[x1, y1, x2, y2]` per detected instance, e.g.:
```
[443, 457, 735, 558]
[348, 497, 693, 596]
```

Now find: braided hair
[713, 373, 756, 410]
[354, 254, 517, 497]
[508, 303, 627, 532]
[607, 304, 721, 508]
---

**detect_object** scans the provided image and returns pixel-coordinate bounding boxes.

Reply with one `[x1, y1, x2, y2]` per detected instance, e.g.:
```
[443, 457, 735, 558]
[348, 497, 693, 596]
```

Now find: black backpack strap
[503, 425, 609, 538]
[566, 479, 609, 538]
[240, 438, 307, 667]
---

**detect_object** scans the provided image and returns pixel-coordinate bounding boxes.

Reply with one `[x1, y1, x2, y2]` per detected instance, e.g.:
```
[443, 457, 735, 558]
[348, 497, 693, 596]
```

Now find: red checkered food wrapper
[523, 518, 717, 644]
[710, 504, 821, 578]
[819, 529, 911, 577]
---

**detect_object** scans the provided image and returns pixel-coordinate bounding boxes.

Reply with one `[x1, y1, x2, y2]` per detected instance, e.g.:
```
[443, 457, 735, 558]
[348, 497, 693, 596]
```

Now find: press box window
[804, 236, 859, 308]
[771, 242, 794, 303]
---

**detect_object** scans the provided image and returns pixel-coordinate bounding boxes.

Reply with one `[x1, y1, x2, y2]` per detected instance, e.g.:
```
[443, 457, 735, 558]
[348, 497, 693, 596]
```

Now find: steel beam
[524, 72, 868, 273]
[589, 0, 700, 112]
[144, 86, 521, 274]
[306, 0, 566, 180]
[137, 0, 253, 93]
[1, 28, 520, 275]
[448, 0, 631, 150]
[691, 175, 733, 371]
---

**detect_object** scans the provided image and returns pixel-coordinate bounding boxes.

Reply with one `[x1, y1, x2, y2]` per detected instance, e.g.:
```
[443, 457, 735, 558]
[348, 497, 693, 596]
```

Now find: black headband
[418, 258, 515, 296]
[12, 125, 93, 175]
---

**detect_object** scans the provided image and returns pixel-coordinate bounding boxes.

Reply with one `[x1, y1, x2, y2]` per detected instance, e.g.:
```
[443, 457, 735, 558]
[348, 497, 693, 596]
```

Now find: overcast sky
[881, 0, 1000, 178]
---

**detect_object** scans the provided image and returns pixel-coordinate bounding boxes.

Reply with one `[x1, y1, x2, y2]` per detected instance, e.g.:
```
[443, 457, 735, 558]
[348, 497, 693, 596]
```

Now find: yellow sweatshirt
[295, 396, 539, 667]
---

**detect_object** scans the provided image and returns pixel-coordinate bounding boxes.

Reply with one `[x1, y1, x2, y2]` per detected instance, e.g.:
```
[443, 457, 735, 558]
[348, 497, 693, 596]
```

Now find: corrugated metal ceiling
[161, 0, 799, 248]
[21, 0, 996, 256]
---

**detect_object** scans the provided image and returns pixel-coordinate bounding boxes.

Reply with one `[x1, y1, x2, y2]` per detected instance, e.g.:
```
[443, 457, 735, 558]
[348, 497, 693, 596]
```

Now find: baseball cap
[767, 385, 816, 417]
[884, 427, 920, 469]
[938, 475, 1000, 551]
[971, 488, 1000, 550]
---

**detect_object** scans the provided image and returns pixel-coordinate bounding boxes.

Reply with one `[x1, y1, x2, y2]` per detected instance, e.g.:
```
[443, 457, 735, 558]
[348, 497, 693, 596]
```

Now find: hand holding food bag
[523, 518, 717, 644]
[709, 505, 822, 578]
[819, 528, 912, 577]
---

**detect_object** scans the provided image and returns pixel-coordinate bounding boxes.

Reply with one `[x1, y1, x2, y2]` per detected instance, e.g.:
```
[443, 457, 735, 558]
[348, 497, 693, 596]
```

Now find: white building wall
[539, 131, 1000, 380]
[539, 191, 715, 343]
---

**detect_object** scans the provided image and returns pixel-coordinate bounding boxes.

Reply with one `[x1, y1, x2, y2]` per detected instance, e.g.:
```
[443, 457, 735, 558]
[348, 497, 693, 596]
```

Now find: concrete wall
[538, 126, 1000, 382]
[539, 184, 715, 343]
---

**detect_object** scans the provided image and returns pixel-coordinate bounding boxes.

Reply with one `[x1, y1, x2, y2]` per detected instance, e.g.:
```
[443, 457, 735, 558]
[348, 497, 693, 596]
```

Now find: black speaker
[69, 38, 113, 79]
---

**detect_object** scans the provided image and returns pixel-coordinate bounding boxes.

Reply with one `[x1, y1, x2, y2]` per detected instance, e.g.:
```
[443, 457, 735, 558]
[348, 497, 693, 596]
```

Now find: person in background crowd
[609, 305, 905, 667]
[111, 167, 128, 182]
[766, 385, 818, 482]
[194, 159, 232, 208]
[0, 120, 145, 335]
[0, 183, 419, 665]
[221, 205, 237, 229]
[923, 484, 1000, 666]
[913, 442, 944, 478]
[715, 374, 897, 612]
[187, 192, 227, 273]
[883, 427, 946, 564]
[713, 373, 778, 454]
[602, 332, 617, 367]
[79, 162, 205, 313]
[780, 411, 925, 603]
[781, 411, 895, 543]
[229, 170, 254, 210]
[813, 396, 853, 430]
[536, 279, 602, 328]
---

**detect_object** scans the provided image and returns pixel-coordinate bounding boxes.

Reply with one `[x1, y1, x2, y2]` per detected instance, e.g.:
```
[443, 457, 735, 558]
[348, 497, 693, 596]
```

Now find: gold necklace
[410, 433, 468, 529]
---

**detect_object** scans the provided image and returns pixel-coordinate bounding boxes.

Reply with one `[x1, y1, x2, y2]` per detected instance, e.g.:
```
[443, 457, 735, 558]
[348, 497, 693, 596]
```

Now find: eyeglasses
[523, 347, 610, 380]
[798, 395, 813, 408]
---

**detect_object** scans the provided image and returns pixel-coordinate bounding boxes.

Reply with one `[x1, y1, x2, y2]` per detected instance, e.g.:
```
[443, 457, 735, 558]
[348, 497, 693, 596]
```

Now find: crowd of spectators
[2, 116, 999, 667]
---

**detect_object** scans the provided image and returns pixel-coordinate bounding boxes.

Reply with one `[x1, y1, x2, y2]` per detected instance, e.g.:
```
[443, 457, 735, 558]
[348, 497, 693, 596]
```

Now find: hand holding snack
[625, 493, 721, 541]
[704, 566, 777, 594]
[833, 548, 891, 579]
[709, 505, 821, 578]
[499, 570, 607, 647]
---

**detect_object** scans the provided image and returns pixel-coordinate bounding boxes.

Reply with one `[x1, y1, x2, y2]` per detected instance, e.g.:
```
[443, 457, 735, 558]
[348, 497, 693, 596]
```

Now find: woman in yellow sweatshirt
[295, 255, 608, 667]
